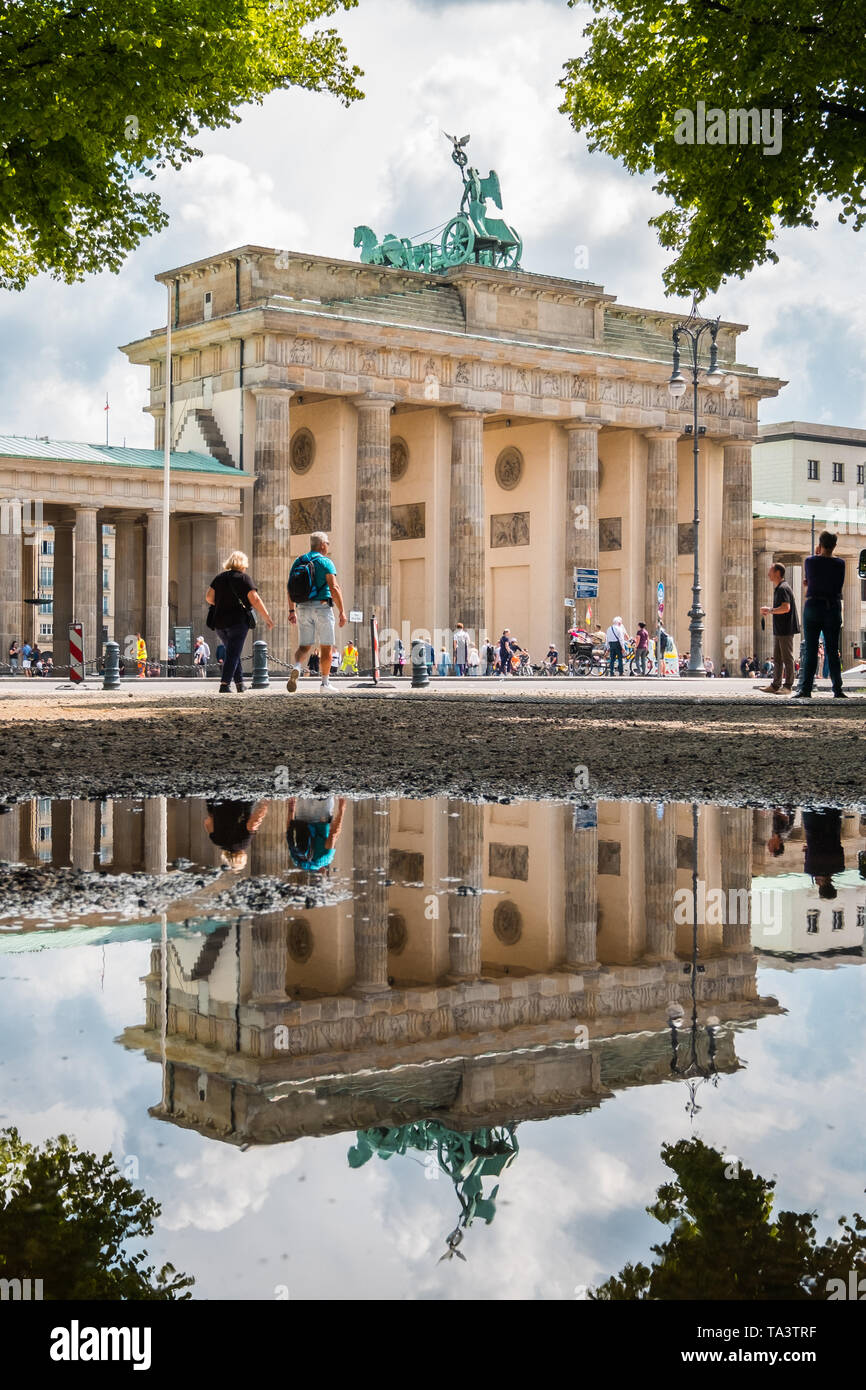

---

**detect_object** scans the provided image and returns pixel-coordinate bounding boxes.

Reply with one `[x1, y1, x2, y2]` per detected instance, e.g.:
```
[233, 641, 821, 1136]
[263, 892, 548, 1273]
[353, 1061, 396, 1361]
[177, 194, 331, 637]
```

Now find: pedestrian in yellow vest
[136, 633, 147, 679]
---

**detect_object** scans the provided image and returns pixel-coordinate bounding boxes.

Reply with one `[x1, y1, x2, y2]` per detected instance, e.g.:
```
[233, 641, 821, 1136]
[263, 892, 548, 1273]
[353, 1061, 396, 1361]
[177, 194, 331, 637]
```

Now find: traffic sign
[348, 610, 363, 623]
[576, 587, 598, 599]
[575, 567, 599, 577]
[656, 581, 664, 616]
[564, 598, 576, 608]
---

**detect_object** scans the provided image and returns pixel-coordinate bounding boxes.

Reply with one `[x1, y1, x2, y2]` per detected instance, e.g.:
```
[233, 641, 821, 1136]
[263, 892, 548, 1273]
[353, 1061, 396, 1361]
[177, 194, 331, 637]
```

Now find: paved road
[1, 672, 864, 702]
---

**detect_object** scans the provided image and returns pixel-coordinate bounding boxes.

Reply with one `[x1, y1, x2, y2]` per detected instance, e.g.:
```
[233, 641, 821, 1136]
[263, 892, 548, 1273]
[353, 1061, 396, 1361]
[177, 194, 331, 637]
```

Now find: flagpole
[161, 283, 172, 668]
[105, 392, 109, 446]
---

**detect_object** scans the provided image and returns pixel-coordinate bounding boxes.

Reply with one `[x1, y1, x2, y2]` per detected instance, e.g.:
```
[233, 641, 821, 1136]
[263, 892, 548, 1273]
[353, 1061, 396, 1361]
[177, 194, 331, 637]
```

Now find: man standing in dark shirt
[802, 807, 845, 898]
[792, 532, 846, 699]
[759, 561, 800, 693]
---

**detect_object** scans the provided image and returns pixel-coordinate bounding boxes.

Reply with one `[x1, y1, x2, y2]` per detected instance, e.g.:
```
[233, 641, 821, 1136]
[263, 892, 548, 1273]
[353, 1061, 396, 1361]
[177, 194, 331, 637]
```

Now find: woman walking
[205, 550, 273, 693]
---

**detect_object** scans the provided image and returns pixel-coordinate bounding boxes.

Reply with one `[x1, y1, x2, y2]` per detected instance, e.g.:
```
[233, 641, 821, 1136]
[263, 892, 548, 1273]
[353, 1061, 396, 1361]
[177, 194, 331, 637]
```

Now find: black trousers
[799, 598, 843, 696]
[216, 623, 248, 689]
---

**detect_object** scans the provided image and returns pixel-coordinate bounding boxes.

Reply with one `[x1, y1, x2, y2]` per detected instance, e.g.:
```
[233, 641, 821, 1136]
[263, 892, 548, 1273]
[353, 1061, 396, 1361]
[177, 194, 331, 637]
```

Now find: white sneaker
[320, 679, 335, 693]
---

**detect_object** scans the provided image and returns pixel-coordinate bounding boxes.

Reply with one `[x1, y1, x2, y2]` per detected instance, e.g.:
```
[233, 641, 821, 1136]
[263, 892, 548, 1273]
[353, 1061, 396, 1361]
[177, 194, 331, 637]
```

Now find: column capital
[146, 405, 166, 419]
[448, 406, 488, 421]
[561, 417, 603, 433]
[353, 393, 396, 411]
[722, 437, 754, 452]
[643, 427, 682, 441]
[250, 383, 296, 400]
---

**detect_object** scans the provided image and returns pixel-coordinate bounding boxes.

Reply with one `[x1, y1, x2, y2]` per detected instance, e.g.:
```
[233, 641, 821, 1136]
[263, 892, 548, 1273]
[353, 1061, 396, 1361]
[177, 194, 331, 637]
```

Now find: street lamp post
[667, 300, 725, 676]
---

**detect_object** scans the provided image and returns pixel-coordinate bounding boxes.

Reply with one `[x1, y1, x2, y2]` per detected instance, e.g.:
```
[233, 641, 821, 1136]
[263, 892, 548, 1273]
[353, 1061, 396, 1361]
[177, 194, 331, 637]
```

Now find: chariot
[354, 133, 523, 274]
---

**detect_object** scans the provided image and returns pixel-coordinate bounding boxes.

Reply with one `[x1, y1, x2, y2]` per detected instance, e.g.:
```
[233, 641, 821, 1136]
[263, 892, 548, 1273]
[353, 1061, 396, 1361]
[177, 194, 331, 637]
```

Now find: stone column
[250, 917, 289, 1001]
[721, 442, 754, 673]
[561, 805, 599, 969]
[143, 798, 168, 875]
[71, 800, 97, 872]
[753, 547, 775, 668]
[52, 520, 74, 669]
[351, 798, 391, 997]
[445, 800, 483, 983]
[354, 397, 393, 667]
[190, 517, 218, 656]
[113, 515, 138, 658]
[216, 516, 238, 566]
[563, 421, 601, 648]
[0, 524, 22, 663]
[643, 802, 677, 961]
[0, 806, 19, 863]
[252, 386, 293, 663]
[51, 800, 71, 866]
[73, 507, 99, 671]
[21, 535, 38, 646]
[842, 551, 861, 666]
[449, 410, 486, 642]
[112, 800, 143, 871]
[249, 801, 284, 877]
[173, 518, 193, 641]
[144, 511, 165, 662]
[720, 807, 752, 951]
[644, 431, 680, 641]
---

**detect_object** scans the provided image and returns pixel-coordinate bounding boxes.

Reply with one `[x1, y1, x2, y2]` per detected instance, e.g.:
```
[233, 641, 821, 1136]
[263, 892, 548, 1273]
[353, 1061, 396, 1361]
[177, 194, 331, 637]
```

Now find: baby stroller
[569, 640, 599, 677]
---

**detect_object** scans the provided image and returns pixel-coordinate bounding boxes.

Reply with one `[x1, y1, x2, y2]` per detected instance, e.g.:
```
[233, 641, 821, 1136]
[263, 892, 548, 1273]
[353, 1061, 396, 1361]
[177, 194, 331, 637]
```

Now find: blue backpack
[288, 553, 323, 602]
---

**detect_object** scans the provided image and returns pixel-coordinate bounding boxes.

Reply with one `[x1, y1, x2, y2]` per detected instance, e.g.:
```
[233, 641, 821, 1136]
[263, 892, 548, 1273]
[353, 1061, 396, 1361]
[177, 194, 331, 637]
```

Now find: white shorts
[296, 602, 336, 647]
[295, 795, 335, 822]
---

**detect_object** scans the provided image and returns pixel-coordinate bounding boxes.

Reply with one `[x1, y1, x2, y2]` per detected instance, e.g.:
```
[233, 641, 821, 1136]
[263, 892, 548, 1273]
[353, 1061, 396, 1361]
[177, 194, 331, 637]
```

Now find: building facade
[752, 422, 866, 667]
[119, 246, 782, 670]
[0, 438, 251, 669]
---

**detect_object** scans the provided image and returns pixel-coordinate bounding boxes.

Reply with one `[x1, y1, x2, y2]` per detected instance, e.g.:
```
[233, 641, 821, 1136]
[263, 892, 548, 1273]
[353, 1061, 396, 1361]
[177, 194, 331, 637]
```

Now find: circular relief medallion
[387, 910, 408, 955]
[291, 427, 315, 475]
[493, 900, 523, 946]
[288, 918, 314, 964]
[495, 446, 524, 491]
[390, 437, 409, 482]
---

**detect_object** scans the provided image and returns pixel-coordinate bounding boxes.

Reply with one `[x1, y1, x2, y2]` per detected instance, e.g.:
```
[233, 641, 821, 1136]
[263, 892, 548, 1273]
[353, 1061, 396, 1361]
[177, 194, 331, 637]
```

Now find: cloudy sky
[4, 0, 866, 448]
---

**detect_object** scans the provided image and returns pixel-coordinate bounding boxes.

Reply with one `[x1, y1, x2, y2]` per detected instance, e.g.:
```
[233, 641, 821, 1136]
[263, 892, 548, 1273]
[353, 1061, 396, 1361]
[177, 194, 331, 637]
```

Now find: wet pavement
[1, 793, 864, 1299]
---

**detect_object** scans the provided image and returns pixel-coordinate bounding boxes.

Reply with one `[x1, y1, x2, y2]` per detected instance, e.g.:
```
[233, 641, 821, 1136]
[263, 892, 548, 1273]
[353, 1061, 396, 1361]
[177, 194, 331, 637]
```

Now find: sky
[3, 0, 866, 448]
[2, 927, 864, 1299]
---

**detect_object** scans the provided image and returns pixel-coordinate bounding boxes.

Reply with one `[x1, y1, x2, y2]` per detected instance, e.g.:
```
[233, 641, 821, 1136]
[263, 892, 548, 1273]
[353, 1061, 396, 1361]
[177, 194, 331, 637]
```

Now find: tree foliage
[0, 1126, 193, 1299]
[0, 0, 363, 289]
[559, 1, 866, 296]
[592, 1137, 866, 1300]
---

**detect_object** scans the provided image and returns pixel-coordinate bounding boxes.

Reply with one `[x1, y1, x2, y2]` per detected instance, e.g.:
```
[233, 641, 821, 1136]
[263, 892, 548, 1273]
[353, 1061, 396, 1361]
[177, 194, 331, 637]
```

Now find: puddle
[0, 794, 864, 1299]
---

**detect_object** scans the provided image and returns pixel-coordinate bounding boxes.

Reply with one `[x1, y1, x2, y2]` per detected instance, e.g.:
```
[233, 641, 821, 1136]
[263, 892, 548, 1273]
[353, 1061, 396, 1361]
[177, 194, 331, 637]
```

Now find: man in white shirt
[605, 616, 629, 677]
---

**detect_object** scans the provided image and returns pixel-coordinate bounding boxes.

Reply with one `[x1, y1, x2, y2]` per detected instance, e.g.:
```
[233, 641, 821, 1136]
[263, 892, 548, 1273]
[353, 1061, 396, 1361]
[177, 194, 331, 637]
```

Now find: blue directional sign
[657, 580, 664, 616]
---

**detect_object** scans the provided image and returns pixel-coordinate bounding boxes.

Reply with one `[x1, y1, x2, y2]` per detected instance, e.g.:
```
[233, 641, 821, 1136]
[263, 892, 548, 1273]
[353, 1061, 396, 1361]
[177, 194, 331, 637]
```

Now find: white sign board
[348, 610, 363, 623]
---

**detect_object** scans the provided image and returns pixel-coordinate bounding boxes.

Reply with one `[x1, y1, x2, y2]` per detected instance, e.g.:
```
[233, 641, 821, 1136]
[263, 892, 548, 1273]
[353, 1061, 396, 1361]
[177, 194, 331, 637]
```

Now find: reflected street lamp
[669, 299, 725, 677]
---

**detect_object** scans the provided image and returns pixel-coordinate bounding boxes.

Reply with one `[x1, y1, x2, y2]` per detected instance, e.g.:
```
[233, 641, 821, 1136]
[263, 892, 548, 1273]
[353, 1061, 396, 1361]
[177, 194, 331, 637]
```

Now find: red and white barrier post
[370, 614, 380, 686]
[68, 623, 84, 683]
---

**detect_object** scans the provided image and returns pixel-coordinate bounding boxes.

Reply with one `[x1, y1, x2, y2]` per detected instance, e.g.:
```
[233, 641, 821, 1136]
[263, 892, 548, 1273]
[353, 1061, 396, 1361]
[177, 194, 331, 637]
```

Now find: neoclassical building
[114, 245, 782, 667]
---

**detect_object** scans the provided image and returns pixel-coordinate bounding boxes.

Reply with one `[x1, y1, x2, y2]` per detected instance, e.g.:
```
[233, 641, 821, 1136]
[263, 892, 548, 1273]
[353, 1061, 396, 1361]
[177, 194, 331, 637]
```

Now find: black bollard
[102, 641, 121, 691]
[411, 638, 430, 689]
[252, 639, 270, 690]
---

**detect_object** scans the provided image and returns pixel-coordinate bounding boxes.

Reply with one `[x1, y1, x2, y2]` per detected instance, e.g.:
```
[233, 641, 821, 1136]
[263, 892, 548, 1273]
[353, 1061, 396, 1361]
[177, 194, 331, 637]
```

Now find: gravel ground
[0, 688, 863, 808]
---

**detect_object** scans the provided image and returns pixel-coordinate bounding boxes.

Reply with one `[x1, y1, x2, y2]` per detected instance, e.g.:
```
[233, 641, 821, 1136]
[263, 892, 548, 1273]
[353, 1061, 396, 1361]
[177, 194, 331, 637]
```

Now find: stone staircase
[320, 285, 466, 333]
[193, 408, 236, 468]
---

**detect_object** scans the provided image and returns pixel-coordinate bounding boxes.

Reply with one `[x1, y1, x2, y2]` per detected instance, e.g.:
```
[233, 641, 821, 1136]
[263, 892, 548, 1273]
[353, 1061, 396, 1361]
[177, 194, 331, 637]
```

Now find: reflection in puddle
[0, 795, 864, 1296]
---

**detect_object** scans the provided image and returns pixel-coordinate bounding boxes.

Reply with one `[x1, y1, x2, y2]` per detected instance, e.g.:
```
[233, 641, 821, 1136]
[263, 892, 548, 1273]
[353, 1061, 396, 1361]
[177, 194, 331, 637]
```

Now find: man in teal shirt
[286, 531, 347, 694]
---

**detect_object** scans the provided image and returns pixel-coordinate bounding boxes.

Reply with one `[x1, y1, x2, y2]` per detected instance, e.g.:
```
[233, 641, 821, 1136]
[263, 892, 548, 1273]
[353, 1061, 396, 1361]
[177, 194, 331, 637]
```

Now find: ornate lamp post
[667, 804, 719, 1118]
[668, 301, 725, 676]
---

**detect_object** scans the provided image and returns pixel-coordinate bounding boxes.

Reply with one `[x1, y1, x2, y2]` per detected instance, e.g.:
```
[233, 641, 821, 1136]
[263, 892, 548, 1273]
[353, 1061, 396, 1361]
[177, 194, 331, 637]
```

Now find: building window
[41, 539, 54, 555]
[102, 544, 110, 558]
[102, 569, 109, 589]
[39, 566, 52, 587]
[806, 909, 819, 934]
[857, 904, 865, 929]
[832, 461, 844, 483]
[807, 459, 819, 480]
[39, 601, 51, 613]
[102, 596, 109, 615]
[831, 909, 844, 931]
[39, 622, 51, 636]
[858, 464, 865, 486]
